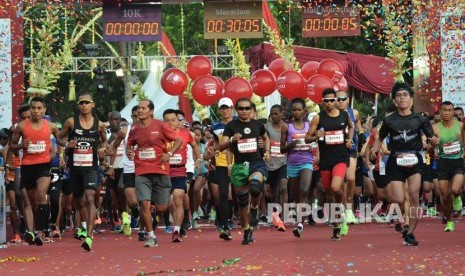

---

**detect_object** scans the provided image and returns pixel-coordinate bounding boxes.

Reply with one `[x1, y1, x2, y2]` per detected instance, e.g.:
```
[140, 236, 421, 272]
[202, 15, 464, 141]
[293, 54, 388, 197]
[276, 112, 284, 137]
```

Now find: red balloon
[318, 59, 345, 83]
[301, 61, 320, 80]
[250, 69, 277, 97]
[334, 76, 348, 92]
[276, 71, 307, 100]
[191, 75, 222, 106]
[268, 58, 293, 78]
[187, 56, 213, 80]
[223, 77, 253, 104]
[306, 74, 334, 104]
[214, 76, 225, 94]
[160, 68, 188, 96]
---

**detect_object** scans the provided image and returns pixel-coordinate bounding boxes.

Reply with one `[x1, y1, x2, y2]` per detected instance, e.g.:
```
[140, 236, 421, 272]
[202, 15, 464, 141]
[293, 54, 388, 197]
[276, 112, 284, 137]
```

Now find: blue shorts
[287, 163, 313, 178]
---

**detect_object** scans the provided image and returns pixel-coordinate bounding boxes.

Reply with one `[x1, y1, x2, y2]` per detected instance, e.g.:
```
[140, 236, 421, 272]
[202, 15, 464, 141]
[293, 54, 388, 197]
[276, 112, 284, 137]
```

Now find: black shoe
[293, 224, 303, 238]
[24, 231, 35, 245]
[180, 227, 187, 238]
[242, 228, 255, 245]
[34, 235, 44, 246]
[442, 216, 447, 224]
[394, 223, 403, 233]
[259, 214, 267, 223]
[228, 219, 237, 229]
[331, 227, 341, 241]
[138, 232, 147, 241]
[308, 214, 316, 226]
[403, 233, 419, 246]
[250, 208, 259, 228]
[219, 228, 232, 241]
[183, 220, 192, 230]
[402, 225, 409, 238]
[317, 209, 324, 219]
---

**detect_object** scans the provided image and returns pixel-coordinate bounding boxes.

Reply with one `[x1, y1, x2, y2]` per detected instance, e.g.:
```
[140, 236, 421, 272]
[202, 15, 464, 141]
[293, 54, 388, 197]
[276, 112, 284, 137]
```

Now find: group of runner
[1, 81, 464, 250]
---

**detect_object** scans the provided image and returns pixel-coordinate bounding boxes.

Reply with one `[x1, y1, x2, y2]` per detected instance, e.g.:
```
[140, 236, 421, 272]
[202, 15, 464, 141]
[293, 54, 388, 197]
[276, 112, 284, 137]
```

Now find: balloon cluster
[267, 58, 348, 104]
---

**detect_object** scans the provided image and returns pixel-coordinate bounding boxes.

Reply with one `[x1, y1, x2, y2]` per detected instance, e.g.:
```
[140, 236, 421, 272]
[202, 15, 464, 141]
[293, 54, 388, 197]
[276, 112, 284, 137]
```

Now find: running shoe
[138, 231, 147, 241]
[165, 225, 172, 234]
[444, 221, 455, 232]
[130, 216, 139, 229]
[10, 234, 21, 243]
[209, 209, 216, 221]
[340, 221, 349, 236]
[272, 212, 282, 228]
[122, 212, 131, 236]
[259, 214, 268, 224]
[228, 219, 237, 229]
[34, 233, 44, 246]
[183, 220, 192, 230]
[52, 229, 61, 238]
[180, 227, 187, 238]
[442, 216, 447, 224]
[73, 228, 81, 240]
[24, 231, 35, 245]
[192, 211, 200, 221]
[172, 230, 182, 243]
[345, 209, 357, 225]
[144, 236, 158, 247]
[453, 196, 463, 212]
[82, 236, 93, 251]
[426, 207, 438, 217]
[403, 233, 419, 246]
[191, 219, 198, 229]
[219, 228, 232, 241]
[292, 223, 303, 238]
[308, 214, 316, 226]
[394, 223, 403, 233]
[277, 221, 286, 232]
[402, 225, 409, 238]
[250, 208, 259, 228]
[331, 227, 341, 241]
[79, 229, 88, 240]
[241, 227, 254, 245]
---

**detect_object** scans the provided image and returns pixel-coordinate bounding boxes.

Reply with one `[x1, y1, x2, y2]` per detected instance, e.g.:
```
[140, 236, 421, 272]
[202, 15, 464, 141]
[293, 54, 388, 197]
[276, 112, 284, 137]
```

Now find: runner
[191, 127, 208, 229]
[126, 99, 182, 247]
[58, 93, 108, 251]
[9, 96, 61, 246]
[336, 90, 363, 226]
[305, 88, 354, 241]
[372, 82, 438, 246]
[218, 98, 271, 245]
[281, 98, 314, 237]
[163, 109, 200, 242]
[430, 101, 465, 232]
[265, 104, 287, 231]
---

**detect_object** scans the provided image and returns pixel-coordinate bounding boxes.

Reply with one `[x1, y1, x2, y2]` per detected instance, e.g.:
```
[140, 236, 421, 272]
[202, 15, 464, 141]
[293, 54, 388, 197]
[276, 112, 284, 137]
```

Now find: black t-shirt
[379, 112, 434, 154]
[67, 115, 100, 168]
[223, 119, 266, 163]
[317, 110, 350, 170]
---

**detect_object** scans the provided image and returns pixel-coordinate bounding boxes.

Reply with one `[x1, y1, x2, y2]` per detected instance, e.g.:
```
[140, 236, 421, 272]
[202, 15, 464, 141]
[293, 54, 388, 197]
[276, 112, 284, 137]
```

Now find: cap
[43, 115, 52, 122]
[218, 97, 233, 108]
[308, 112, 317, 122]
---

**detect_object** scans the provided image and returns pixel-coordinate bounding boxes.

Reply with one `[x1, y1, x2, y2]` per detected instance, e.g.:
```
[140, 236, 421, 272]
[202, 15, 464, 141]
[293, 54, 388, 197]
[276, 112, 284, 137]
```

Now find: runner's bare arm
[57, 118, 74, 147]
[304, 114, 320, 144]
[9, 121, 25, 151]
[261, 132, 271, 162]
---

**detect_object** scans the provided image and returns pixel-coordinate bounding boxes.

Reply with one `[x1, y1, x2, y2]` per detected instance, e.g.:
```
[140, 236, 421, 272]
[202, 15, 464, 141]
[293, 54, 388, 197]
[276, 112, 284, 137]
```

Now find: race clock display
[102, 4, 162, 42]
[204, 1, 263, 39]
[301, 2, 361, 37]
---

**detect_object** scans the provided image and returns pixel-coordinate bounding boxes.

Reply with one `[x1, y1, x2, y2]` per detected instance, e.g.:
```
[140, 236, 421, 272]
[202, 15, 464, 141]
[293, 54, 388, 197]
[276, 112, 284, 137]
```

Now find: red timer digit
[303, 18, 358, 32]
[105, 22, 159, 36]
[206, 19, 261, 33]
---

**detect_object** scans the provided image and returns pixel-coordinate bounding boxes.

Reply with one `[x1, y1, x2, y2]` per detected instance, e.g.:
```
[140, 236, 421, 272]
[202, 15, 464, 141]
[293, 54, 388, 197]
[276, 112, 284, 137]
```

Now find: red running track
[1, 217, 465, 275]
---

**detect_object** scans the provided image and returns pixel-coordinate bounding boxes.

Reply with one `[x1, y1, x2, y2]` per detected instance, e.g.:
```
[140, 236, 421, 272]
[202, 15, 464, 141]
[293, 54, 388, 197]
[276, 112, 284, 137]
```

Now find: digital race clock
[204, 1, 263, 39]
[301, 2, 361, 37]
[102, 4, 162, 42]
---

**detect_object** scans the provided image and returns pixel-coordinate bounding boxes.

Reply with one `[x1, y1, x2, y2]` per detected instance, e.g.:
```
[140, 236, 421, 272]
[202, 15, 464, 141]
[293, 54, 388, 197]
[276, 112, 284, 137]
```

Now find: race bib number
[138, 148, 156, 160]
[237, 138, 257, 153]
[379, 158, 386, 175]
[270, 141, 285, 157]
[396, 154, 418, 167]
[292, 133, 310, 151]
[116, 145, 124, 156]
[443, 141, 461, 155]
[169, 153, 183, 165]
[324, 130, 344, 145]
[73, 148, 93, 167]
[28, 140, 46, 154]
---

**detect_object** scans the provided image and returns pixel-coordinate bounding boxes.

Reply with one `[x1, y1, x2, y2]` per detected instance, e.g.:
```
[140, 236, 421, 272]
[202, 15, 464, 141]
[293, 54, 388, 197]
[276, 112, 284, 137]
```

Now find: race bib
[138, 148, 156, 160]
[379, 158, 386, 175]
[270, 141, 285, 157]
[169, 153, 183, 165]
[324, 130, 344, 145]
[28, 140, 46, 154]
[396, 154, 418, 167]
[443, 141, 461, 155]
[292, 133, 310, 151]
[73, 148, 93, 167]
[237, 138, 257, 153]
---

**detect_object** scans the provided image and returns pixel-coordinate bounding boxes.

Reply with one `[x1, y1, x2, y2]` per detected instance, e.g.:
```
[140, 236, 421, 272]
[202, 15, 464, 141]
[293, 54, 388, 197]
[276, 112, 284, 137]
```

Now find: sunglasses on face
[237, 106, 252, 111]
[178, 117, 185, 122]
[322, 98, 336, 103]
[337, 97, 347, 102]
[78, 100, 94, 105]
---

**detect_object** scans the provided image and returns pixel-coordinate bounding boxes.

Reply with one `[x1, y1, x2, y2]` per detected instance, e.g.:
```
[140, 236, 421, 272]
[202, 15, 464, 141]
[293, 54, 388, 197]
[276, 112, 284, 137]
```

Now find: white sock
[147, 231, 155, 238]
[173, 226, 181, 232]
[81, 222, 87, 229]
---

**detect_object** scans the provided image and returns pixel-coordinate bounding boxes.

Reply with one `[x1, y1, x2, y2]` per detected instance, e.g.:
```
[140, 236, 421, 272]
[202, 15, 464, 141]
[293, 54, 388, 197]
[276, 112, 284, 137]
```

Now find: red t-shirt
[127, 119, 178, 176]
[22, 119, 52, 166]
[168, 128, 193, 178]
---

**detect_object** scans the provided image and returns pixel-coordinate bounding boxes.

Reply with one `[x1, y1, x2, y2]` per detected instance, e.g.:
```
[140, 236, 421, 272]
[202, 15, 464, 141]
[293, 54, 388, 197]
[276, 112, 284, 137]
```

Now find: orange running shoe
[10, 234, 21, 243]
[272, 212, 282, 228]
[277, 221, 286, 232]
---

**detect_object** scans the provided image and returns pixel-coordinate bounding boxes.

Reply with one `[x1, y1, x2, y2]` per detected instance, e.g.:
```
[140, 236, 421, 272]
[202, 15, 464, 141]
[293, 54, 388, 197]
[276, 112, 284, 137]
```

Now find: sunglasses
[322, 98, 336, 103]
[178, 117, 185, 122]
[78, 100, 94, 105]
[337, 97, 347, 102]
[237, 106, 252, 111]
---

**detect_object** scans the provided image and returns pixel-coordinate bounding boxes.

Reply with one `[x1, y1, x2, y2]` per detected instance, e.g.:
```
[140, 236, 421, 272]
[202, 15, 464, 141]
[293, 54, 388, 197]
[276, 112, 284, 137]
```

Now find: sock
[147, 230, 155, 238]
[81, 222, 87, 230]
[173, 226, 180, 232]
[243, 225, 250, 231]
[131, 206, 140, 218]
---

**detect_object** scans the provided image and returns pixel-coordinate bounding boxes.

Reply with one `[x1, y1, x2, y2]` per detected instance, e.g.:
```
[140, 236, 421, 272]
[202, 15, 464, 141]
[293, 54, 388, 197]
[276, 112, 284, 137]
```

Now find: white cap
[308, 112, 317, 122]
[218, 97, 233, 108]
